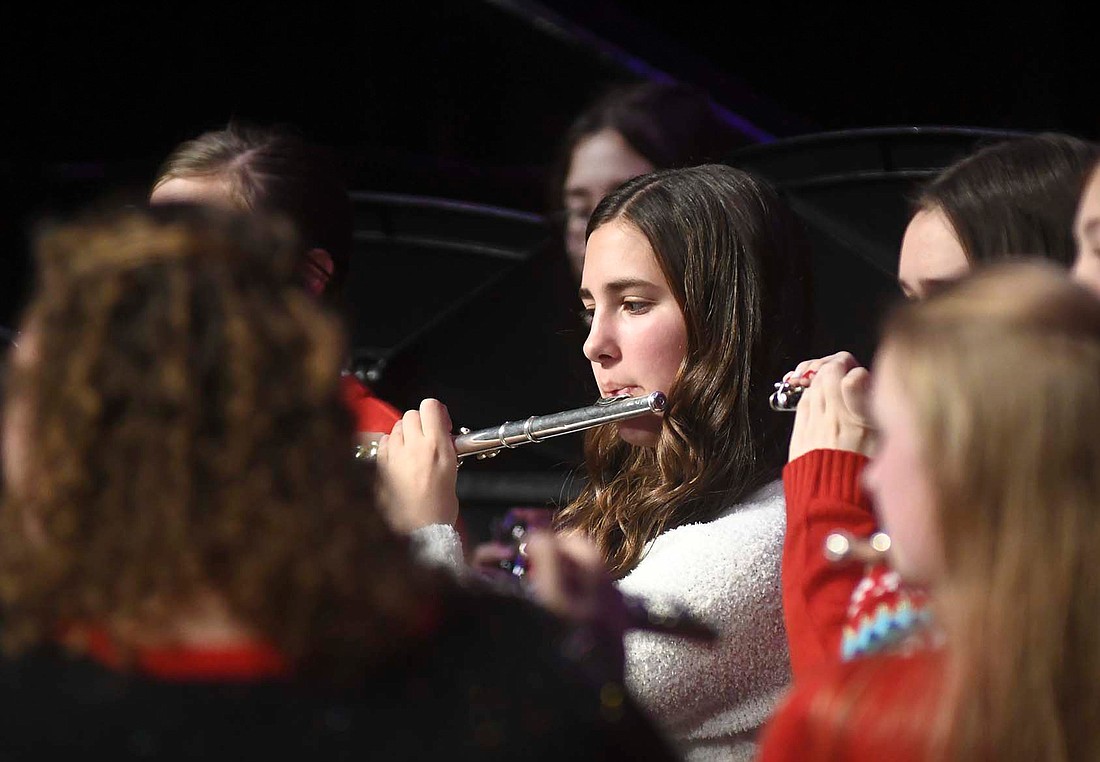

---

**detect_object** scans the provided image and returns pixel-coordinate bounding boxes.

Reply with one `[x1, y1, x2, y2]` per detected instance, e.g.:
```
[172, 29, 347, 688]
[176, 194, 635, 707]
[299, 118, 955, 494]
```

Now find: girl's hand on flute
[374, 398, 460, 533]
[786, 352, 875, 461]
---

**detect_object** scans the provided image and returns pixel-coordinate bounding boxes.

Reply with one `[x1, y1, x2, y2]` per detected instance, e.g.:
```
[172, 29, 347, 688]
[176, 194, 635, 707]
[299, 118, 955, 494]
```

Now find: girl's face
[862, 348, 945, 585]
[563, 130, 655, 282]
[579, 220, 687, 447]
[1072, 168, 1100, 298]
[897, 207, 971, 300]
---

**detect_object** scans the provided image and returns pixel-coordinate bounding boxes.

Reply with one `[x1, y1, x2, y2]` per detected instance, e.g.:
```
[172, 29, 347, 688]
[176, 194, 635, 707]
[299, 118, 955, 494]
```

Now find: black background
[5, 0, 1094, 220]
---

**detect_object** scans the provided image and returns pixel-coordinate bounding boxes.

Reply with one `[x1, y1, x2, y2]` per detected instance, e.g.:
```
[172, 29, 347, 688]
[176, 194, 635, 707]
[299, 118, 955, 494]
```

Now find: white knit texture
[617, 480, 791, 762]
[409, 523, 465, 572]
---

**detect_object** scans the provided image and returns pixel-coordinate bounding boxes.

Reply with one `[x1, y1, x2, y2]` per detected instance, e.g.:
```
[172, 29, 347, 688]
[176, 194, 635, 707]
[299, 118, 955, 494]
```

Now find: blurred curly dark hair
[0, 205, 439, 672]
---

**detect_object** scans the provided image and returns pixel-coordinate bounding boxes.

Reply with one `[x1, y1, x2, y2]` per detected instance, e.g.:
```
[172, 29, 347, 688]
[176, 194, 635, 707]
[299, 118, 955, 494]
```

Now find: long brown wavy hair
[802, 262, 1100, 760]
[0, 206, 438, 673]
[555, 165, 811, 577]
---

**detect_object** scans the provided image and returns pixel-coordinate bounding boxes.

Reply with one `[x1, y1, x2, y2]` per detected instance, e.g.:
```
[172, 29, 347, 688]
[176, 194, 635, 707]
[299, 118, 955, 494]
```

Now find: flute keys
[769, 380, 804, 411]
[354, 440, 380, 460]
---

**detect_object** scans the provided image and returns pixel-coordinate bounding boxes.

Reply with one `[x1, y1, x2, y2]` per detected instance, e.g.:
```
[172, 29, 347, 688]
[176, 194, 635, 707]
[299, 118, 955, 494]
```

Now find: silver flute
[357, 391, 667, 462]
[769, 379, 804, 411]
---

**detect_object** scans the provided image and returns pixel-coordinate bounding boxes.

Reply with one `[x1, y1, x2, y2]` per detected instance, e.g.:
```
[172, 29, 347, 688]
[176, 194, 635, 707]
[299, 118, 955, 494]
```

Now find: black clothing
[0, 591, 674, 761]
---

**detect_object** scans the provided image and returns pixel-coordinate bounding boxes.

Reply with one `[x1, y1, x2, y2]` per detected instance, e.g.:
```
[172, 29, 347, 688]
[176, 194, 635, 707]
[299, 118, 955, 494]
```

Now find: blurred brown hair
[0, 205, 436, 673]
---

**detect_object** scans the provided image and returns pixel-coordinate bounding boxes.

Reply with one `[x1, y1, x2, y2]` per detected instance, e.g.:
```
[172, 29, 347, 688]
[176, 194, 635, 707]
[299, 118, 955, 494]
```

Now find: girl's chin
[616, 415, 662, 448]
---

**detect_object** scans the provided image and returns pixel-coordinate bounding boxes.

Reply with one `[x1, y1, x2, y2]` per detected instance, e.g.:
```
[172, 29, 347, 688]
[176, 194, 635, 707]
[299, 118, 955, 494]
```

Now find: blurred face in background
[1072, 167, 1100, 298]
[897, 207, 971, 300]
[862, 347, 944, 585]
[150, 176, 237, 209]
[563, 129, 654, 282]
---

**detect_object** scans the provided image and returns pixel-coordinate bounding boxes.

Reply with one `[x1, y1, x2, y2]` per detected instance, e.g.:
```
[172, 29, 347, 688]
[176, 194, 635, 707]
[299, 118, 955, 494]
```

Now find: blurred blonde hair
[152, 122, 353, 300]
[882, 260, 1100, 759]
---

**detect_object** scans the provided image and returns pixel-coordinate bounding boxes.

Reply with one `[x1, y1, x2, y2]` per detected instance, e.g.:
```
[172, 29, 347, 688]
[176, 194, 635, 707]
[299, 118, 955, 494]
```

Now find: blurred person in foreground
[760, 262, 1100, 760]
[0, 205, 676, 761]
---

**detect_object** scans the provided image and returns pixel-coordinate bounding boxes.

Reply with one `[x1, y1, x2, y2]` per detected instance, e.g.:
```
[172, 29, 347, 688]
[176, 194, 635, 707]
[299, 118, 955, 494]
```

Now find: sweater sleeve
[782, 449, 876, 680]
[409, 524, 464, 572]
[755, 671, 819, 762]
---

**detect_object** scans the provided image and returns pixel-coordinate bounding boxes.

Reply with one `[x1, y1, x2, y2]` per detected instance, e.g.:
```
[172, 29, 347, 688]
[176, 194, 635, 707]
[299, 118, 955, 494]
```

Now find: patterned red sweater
[781, 449, 933, 678]
[766, 449, 942, 760]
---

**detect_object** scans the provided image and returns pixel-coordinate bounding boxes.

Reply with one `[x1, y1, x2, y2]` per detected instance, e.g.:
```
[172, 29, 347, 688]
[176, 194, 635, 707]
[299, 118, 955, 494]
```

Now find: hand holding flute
[373, 398, 460, 534]
[374, 394, 718, 643]
[370, 393, 668, 533]
[772, 354, 890, 569]
[778, 351, 876, 461]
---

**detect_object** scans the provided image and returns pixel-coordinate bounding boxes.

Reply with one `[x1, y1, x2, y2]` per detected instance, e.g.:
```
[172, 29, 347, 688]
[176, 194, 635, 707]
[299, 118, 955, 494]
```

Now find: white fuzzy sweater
[616, 479, 790, 762]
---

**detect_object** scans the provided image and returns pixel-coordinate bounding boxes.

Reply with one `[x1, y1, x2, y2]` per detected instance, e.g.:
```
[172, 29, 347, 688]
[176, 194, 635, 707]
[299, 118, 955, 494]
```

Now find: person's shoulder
[651, 479, 785, 554]
[712, 478, 785, 525]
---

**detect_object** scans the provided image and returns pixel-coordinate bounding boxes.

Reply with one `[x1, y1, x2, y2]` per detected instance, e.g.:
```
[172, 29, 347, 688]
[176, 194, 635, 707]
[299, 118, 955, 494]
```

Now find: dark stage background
[2, 0, 1096, 538]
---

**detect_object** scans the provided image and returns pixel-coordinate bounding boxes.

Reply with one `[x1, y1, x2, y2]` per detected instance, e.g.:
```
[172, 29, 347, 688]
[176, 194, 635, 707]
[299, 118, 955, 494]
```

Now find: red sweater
[81, 626, 289, 682]
[758, 649, 945, 762]
[783, 449, 935, 678]
[767, 449, 944, 761]
[781, 449, 876, 679]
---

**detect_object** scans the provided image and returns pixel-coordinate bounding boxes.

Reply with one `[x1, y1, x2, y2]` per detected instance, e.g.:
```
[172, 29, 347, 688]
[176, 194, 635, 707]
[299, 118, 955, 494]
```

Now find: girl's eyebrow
[579, 278, 658, 301]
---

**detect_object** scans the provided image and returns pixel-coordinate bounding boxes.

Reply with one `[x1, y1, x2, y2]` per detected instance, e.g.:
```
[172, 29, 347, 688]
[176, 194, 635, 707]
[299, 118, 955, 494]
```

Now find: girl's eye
[623, 300, 649, 315]
[579, 306, 594, 326]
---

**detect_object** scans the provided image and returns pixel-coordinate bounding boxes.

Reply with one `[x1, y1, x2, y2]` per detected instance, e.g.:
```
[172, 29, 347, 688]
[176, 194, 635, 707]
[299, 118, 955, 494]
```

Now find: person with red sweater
[777, 133, 1099, 678]
[778, 354, 936, 679]
[759, 261, 1100, 760]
